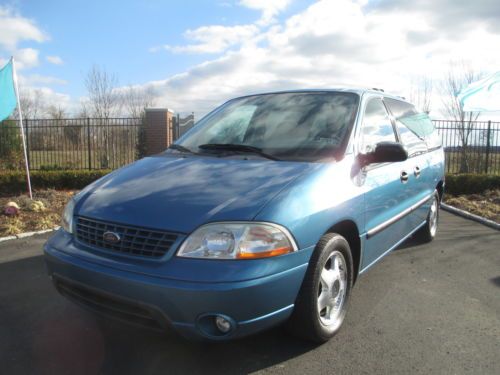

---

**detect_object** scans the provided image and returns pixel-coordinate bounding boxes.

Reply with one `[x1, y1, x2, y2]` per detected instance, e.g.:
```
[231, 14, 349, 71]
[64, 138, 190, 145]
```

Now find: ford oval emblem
[103, 231, 121, 244]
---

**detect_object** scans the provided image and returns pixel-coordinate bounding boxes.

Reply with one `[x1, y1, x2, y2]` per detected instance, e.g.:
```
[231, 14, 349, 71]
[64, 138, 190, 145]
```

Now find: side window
[384, 98, 433, 155]
[359, 98, 396, 154]
[395, 121, 422, 146]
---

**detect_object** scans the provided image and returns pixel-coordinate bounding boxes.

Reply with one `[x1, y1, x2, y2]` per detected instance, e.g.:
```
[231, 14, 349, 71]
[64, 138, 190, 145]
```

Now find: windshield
[176, 92, 359, 161]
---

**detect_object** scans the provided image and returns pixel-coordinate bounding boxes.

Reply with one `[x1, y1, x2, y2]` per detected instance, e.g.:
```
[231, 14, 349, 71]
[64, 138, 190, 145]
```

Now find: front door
[384, 98, 434, 230]
[358, 97, 413, 269]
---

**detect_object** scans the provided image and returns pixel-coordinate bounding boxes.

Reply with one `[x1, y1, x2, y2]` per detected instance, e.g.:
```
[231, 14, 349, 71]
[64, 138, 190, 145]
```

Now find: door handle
[414, 166, 421, 178]
[400, 171, 409, 183]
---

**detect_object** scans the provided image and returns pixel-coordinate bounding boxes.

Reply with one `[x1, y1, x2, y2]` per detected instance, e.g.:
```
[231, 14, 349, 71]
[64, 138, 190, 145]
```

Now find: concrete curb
[0, 227, 59, 243]
[441, 203, 500, 231]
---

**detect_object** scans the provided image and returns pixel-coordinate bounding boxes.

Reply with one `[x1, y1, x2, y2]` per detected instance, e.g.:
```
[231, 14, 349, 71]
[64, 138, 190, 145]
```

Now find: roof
[230, 87, 410, 103]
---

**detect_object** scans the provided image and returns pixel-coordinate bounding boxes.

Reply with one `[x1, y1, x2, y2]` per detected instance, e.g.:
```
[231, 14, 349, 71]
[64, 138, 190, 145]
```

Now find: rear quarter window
[384, 98, 441, 152]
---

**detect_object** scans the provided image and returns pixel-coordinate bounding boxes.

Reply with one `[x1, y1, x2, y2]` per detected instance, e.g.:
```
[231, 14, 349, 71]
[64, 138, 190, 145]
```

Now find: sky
[1, 0, 499, 118]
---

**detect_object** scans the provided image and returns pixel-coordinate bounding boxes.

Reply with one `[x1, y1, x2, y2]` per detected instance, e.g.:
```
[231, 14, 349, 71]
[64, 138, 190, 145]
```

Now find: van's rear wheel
[287, 233, 353, 343]
[415, 191, 440, 243]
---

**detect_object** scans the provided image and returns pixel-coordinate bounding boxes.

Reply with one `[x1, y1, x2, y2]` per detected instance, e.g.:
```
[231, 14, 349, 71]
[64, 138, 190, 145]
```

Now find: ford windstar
[44, 89, 444, 342]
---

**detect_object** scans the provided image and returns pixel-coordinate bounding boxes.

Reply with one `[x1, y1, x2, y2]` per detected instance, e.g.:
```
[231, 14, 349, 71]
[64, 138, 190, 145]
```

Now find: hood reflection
[77, 154, 313, 233]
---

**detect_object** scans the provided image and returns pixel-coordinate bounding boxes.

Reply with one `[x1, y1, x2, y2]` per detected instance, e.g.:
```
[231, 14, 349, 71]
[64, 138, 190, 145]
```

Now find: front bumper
[43, 232, 312, 341]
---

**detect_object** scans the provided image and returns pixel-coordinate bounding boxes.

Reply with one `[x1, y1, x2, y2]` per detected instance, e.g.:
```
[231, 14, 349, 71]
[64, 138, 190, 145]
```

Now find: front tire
[415, 191, 440, 243]
[287, 233, 353, 343]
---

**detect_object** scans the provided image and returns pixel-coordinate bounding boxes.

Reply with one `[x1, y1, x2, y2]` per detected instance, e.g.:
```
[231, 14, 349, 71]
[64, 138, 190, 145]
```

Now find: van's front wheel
[287, 233, 353, 343]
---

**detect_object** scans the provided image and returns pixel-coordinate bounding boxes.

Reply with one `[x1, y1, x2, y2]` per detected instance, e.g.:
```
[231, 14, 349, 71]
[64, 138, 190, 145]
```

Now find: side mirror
[359, 141, 408, 167]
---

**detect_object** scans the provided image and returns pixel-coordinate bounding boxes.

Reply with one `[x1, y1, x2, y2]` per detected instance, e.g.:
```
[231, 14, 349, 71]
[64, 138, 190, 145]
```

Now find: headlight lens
[177, 222, 297, 259]
[61, 199, 75, 233]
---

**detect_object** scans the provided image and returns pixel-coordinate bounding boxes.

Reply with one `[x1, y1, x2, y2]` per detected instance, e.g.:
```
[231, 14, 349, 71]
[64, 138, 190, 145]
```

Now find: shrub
[0, 121, 23, 170]
[445, 174, 500, 196]
[0, 170, 111, 196]
[39, 164, 69, 171]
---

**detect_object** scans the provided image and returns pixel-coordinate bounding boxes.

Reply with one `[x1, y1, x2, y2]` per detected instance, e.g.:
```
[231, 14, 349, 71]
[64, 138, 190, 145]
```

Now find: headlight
[61, 198, 75, 233]
[177, 222, 297, 259]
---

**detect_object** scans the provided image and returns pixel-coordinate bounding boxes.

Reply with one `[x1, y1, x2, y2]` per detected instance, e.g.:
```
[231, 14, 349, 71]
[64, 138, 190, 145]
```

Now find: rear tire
[287, 233, 353, 343]
[415, 191, 440, 243]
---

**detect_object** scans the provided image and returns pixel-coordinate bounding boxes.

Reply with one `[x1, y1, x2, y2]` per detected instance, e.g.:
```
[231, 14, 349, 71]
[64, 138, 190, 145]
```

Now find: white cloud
[46, 55, 64, 65]
[0, 7, 49, 71]
[151, 0, 291, 55]
[19, 74, 67, 86]
[0, 7, 70, 116]
[36, 87, 71, 109]
[0, 6, 47, 50]
[13, 48, 40, 69]
[135, 0, 500, 118]
[239, 0, 292, 25]
[14, 86, 72, 117]
[152, 24, 259, 54]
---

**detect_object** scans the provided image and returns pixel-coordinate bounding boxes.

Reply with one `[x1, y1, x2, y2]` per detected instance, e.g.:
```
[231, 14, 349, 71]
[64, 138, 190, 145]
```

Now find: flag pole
[11, 56, 33, 199]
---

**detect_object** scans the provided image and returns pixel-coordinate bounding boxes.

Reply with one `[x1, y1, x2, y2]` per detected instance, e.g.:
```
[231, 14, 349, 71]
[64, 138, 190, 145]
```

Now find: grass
[444, 150, 500, 175]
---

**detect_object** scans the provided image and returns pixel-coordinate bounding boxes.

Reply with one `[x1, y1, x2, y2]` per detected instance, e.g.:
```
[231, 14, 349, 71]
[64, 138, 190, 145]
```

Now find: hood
[76, 154, 313, 233]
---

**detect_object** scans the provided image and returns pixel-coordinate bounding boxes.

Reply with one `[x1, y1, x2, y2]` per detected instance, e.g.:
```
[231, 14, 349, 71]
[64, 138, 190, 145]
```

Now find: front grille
[75, 216, 178, 259]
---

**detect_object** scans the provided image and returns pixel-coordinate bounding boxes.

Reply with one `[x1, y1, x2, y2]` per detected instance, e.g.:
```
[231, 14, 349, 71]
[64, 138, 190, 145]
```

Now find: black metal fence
[0, 118, 142, 170]
[173, 113, 195, 139]
[434, 120, 500, 174]
[1, 117, 499, 174]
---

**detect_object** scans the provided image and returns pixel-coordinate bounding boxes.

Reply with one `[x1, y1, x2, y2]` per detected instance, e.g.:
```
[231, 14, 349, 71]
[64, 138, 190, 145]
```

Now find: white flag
[458, 71, 500, 112]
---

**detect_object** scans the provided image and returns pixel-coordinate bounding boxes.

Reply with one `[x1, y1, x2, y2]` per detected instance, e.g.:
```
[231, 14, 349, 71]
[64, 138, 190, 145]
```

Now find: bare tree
[121, 85, 156, 118]
[75, 102, 91, 118]
[84, 65, 120, 118]
[12, 88, 45, 120]
[45, 105, 83, 148]
[440, 62, 483, 173]
[409, 77, 433, 113]
[46, 105, 66, 120]
[83, 65, 121, 168]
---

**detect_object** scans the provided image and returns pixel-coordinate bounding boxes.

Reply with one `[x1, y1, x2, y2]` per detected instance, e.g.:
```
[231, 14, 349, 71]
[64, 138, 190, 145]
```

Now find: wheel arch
[325, 220, 361, 284]
[436, 180, 444, 201]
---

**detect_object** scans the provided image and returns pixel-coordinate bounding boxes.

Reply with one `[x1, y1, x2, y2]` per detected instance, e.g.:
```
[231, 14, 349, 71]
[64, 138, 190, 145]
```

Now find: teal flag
[0, 59, 17, 122]
[458, 71, 500, 112]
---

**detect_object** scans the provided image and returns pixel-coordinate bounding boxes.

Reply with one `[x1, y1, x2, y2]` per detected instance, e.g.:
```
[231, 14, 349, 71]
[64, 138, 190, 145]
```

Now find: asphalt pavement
[0, 211, 498, 375]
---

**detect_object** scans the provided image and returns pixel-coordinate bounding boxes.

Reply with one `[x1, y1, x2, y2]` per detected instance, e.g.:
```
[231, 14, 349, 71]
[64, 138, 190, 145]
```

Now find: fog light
[215, 316, 232, 333]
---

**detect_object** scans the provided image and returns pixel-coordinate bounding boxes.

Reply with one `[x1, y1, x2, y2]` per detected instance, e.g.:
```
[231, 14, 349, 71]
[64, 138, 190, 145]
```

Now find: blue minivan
[44, 89, 444, 342]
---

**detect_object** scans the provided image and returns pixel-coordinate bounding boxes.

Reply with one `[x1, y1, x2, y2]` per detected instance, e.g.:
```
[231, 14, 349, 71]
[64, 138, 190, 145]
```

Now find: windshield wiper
[198, 143, 280, 161]
[168, 144, 197, 155]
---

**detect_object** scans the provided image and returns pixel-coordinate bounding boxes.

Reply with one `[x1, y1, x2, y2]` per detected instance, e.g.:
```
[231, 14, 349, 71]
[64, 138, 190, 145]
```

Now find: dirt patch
[1, 190, 74, 236]
[444, 189, 500, 223]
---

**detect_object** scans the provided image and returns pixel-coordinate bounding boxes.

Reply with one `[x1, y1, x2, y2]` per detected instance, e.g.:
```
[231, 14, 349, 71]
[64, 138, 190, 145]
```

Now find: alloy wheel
[317, 250, 347, 327]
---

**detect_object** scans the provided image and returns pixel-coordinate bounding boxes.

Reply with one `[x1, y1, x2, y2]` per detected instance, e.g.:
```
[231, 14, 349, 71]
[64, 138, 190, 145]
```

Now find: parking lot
[0, 211, 498, 375]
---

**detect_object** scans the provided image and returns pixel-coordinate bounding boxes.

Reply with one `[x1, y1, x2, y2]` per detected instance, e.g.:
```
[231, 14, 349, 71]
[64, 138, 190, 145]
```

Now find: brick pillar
[144, 108, 174, 156]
